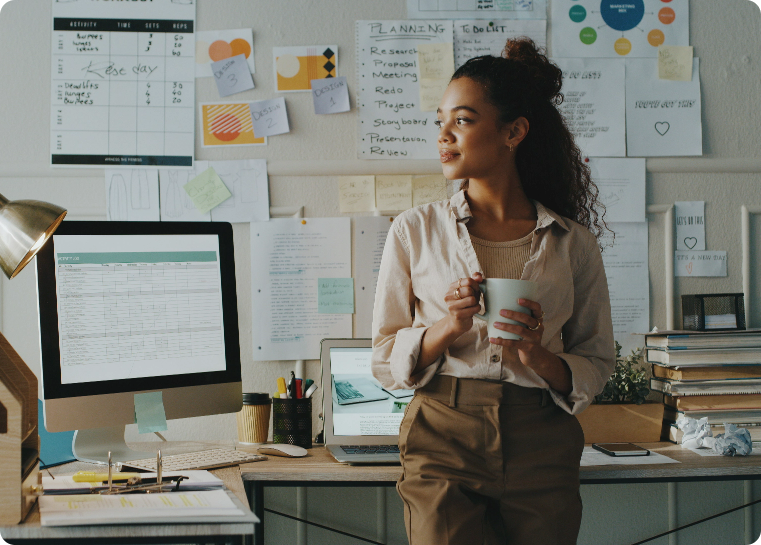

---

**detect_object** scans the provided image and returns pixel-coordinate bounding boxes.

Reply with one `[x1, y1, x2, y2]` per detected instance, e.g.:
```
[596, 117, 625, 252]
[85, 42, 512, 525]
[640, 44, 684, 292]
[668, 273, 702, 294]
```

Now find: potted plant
[575, 342, 664, 444]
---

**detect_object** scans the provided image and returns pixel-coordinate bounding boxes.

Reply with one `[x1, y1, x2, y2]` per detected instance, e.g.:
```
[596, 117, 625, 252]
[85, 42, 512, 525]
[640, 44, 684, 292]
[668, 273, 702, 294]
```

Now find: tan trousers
[397, 375, 584, 545]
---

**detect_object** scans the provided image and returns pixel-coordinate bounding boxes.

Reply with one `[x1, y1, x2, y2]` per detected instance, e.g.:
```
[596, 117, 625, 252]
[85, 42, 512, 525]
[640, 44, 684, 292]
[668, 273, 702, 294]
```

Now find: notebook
[320, 338, 413, 465]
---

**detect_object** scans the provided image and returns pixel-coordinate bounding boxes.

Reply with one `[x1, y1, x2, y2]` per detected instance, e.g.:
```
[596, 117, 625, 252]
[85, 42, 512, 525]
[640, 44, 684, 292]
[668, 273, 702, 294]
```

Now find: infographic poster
[551, 0, 689, 58]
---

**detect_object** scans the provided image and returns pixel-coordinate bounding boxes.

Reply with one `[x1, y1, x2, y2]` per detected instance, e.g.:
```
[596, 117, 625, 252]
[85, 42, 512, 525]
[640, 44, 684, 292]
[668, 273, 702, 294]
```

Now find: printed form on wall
[356, 20, 454, 160]
[250, 218, 352, 361]
[354, 216, 394, 339]
[407, 0, 548, 20]
[588, 158, 645, 223]
[454, 19, 546, 68]
[51, 0, 196, 167]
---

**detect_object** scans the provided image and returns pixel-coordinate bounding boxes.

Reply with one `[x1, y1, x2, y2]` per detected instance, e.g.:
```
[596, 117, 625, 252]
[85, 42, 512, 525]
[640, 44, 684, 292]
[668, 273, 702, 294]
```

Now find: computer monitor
[36, 221, 242, 463]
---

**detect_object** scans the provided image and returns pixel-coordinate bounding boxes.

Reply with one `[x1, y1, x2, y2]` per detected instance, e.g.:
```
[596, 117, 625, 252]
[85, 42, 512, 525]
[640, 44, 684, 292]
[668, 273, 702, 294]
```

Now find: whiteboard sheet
[454, 19, 546, 68]
[105, 169, 160, 221]
[625, 58, 702, 157]
[588, 158, 645, 223]
[353, 216, 394, 338]
[550, 0, 689, 58]
[553, 58, 625, 157]
[356, 20, 453, 160]
[601, 222, 650, 356]
[51, 0, 196, 168]
[408, 0, 547, 20]
[251, 218, 352, 360]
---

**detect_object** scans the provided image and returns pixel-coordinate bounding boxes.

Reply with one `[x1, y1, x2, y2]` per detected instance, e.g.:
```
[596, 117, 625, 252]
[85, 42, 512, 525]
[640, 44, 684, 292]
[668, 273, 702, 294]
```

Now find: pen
[295, 379, 303, 399]
[287, 371, 296, 399]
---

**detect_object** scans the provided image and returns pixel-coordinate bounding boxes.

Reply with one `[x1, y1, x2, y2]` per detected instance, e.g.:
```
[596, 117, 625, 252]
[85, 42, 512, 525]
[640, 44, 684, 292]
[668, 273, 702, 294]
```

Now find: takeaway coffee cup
[474, 279, 539, 341]
[236, 393, 271, 444]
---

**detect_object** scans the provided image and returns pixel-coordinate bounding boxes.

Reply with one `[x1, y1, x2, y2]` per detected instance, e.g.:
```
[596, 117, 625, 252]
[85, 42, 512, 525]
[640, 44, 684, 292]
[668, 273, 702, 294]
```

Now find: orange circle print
[648, 29, 665, 46]
[208, 40, 233, 62]
[210, 113, 242, 142]
[659, 7, 676, 24]
[229, 38, 252, 59]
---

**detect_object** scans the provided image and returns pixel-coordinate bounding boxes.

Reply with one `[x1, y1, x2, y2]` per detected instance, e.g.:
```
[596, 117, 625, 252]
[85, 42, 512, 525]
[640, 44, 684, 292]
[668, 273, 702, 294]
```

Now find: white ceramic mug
[474, 278, 539, 340]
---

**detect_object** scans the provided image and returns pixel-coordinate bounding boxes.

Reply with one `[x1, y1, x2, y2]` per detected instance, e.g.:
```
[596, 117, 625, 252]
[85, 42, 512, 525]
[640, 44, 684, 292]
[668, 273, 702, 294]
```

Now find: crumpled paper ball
[676, 416, 752, 456]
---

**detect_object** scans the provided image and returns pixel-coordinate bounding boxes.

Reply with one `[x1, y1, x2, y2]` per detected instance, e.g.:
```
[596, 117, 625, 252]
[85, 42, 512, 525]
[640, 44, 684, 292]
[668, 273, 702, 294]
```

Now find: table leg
[249, 482, 264, 545]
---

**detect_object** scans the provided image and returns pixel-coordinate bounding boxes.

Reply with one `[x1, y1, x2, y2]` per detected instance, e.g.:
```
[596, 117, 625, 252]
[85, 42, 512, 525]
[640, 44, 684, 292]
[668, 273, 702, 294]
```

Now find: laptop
[320, 338, 414, 465]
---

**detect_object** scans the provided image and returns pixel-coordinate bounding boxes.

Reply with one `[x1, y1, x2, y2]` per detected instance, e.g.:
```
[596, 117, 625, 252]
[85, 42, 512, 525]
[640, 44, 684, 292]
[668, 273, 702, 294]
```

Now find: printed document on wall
[408, 0, 547, 20]
[551, 0, 688, 58]
[553, 58, 625, 157]
[354, 216, 394, 338]
[588, 158, 645, 223]
[454, 20, 545, 68]
[51, 0, 196, 167]
[601, 222, 649, 357]
[626, 58, 702, 157]
[251, 218, 351, 360]
[105, 169, 160, 221]
[356, 20, 453, 160]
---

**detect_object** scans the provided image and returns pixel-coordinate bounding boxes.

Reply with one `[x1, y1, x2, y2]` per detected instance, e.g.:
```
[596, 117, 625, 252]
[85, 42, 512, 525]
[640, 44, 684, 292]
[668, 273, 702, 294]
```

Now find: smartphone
[592, 442, 650, 457]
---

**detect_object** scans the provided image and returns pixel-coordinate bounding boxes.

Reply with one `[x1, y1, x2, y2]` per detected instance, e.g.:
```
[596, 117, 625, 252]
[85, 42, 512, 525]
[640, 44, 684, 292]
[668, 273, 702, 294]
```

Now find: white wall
[1, 0, 761, 543]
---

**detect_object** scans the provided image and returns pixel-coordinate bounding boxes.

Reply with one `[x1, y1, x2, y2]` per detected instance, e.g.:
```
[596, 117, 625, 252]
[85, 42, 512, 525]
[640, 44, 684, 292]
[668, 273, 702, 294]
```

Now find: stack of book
[645, 329, 761, 444]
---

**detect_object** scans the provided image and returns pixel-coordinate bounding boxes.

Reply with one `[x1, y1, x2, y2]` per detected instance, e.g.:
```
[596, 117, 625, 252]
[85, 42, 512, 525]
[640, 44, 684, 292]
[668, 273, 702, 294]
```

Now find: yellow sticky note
[412, 175, 448, 207]
[376, 175, 413, 211]
[183, 167, 232, 215]
[658, 45, 693, 81]
[417, 43, 455, 80]
[339, 176, 375, 212]
[419, 78, 450, 112]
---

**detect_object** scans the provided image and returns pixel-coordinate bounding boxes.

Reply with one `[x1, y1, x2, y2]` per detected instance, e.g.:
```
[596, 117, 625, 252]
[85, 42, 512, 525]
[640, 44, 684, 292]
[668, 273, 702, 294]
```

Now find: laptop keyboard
[335, 381, 364, 401]
[340, 445, 400, 454]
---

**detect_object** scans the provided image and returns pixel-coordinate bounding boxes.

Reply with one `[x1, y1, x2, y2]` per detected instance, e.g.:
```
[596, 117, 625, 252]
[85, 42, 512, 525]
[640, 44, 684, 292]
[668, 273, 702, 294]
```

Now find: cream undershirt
[470, 229, 533, 280]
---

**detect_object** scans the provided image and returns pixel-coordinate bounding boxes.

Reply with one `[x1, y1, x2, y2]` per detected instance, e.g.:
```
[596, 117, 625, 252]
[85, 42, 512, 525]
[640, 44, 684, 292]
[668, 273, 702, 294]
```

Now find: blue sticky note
[134, 392, 168, 434]
[38, 399, 76, 468]
[317, 278, 354, 314]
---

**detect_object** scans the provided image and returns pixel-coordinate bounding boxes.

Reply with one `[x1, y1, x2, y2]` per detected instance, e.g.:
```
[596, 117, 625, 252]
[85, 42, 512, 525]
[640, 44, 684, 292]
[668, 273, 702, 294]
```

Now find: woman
[371, 38, 615, 545]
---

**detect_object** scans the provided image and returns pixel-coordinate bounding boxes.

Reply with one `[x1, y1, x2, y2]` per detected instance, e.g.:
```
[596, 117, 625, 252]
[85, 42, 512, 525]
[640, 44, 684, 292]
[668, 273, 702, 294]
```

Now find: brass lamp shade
[0, 193, 67, 279]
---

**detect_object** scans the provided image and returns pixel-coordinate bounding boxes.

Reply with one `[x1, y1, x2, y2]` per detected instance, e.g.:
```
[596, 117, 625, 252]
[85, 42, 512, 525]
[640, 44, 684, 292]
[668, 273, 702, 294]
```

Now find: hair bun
[503, 38, 563, 105]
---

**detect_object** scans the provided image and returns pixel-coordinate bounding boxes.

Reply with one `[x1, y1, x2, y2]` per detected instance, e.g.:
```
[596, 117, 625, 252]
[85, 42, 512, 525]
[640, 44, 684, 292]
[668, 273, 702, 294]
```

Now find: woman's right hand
[444, 272, 484, 336]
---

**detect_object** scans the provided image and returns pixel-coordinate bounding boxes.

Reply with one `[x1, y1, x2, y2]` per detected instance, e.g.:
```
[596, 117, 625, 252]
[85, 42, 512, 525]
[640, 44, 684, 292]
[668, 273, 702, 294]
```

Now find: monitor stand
[73, 426, 157, 464]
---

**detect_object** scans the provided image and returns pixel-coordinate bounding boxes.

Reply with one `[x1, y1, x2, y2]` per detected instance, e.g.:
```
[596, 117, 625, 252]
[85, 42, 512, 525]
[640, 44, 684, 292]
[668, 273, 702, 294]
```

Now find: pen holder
[272, 398, 312, 449]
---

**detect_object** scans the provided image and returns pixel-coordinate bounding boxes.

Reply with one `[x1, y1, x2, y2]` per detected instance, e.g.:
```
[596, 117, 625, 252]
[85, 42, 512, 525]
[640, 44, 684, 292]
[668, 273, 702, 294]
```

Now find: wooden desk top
[239, 443, 761, 484]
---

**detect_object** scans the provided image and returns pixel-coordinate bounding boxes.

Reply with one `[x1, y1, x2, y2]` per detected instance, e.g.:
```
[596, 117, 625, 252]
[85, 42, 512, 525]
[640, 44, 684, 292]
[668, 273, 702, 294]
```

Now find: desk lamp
[0, 191, 66, 524]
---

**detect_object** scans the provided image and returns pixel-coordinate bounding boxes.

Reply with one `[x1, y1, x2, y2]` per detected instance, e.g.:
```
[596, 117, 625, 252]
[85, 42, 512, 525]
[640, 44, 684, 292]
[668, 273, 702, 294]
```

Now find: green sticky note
[134, 391, 168, 434]
[183, 167, 232, 215]
[317, 278, 354, 314]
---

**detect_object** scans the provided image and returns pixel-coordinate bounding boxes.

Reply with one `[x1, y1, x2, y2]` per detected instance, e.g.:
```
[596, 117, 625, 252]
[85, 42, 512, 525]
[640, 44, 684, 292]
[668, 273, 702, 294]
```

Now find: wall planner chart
[51, 0, 196, 168]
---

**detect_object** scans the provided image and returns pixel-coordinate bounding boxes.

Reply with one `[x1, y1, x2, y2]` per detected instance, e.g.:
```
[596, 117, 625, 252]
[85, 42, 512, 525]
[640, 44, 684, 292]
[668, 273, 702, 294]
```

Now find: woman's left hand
[489, 299, 572, 394]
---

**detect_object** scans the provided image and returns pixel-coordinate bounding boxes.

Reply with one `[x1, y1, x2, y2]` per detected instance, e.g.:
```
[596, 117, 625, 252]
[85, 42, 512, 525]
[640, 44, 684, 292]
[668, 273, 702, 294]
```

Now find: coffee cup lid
[242, 392, 271, 405]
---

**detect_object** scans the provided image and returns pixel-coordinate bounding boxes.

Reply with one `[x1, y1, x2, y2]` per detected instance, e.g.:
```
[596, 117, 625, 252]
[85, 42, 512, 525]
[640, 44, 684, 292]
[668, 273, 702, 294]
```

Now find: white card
[211, 54, 255, 97]
[311, 76, 350, 114]
[674, 201, 705, 251]
[249, 97, 290, 137]
[625, 58, 702, 157]
[675, 251, 727, 277]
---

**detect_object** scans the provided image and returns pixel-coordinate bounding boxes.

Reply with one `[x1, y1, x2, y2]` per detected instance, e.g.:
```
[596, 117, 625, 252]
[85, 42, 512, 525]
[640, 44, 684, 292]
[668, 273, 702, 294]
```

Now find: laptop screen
[330, 347, 413, 437]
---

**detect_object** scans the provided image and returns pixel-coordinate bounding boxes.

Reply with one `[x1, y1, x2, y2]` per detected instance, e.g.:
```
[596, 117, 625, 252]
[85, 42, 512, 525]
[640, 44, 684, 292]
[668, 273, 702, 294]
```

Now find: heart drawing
[686, 262, 693, 275]
[684, 237, 698, 249]
[655, 122, 670, 136]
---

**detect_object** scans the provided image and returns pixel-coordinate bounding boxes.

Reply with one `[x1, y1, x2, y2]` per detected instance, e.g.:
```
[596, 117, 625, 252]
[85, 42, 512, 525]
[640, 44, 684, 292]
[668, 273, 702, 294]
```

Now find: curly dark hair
[451, 38, 610, 243]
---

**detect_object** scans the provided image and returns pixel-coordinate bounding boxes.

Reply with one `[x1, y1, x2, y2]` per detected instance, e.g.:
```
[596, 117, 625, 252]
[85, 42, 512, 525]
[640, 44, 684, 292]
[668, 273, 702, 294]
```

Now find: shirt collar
[449, 188, 571, 232]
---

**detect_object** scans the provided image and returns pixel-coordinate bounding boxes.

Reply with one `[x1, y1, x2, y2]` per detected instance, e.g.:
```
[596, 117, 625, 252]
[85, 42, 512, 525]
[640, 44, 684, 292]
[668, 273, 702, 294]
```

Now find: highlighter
[277, 377, 287, 396]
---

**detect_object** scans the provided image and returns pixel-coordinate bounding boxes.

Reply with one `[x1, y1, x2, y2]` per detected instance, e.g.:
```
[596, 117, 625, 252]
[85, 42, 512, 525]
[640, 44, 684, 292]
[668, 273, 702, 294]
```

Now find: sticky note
[412, 175, 448, 206]
[184, 167, 232, 215]
[249, 97, 290, 137]
[211, 53, 255, 97]
[339, 176, 375, 212]
[417, 43, 455, 80]
[658, 46, 693, 81]
[375, 175, 412, 211]
[311, 76, 350, 114]
[134, 392, 168, 434]
[318, 278, 354, 314]
[419, 78, 450, 112]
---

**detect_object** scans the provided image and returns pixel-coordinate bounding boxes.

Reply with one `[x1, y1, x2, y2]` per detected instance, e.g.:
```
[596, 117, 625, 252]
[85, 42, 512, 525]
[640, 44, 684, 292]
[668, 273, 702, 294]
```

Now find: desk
[239, 442, 761, 545]
[0, 464, 257, 545]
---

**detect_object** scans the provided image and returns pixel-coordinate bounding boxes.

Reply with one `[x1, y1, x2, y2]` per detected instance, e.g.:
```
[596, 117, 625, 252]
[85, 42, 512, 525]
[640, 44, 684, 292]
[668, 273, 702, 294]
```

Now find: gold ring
[528, 311, 545, 331]
[454, 287, 462, 300]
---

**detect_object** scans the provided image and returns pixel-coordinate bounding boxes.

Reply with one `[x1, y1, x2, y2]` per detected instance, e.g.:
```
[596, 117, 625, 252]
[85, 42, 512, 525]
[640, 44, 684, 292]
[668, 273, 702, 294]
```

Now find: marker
[277, 377, 287, 396]
[303, 379, 314, 396]
[73, 471, 142, 483]
[304, 383, 318, 398]
[295, 379, 303, 399]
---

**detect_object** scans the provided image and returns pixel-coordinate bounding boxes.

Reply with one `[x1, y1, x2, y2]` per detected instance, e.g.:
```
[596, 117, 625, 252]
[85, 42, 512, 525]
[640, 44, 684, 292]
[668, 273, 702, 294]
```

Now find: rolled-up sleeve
[550, 240, 616, 415]
[372, 221, 441, 390]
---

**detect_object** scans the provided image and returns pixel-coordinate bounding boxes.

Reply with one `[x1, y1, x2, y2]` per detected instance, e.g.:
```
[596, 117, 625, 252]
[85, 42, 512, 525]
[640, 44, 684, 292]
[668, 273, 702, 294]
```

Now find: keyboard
[335, 381, 364, 401]
[340, 445, 400, 455]
[123, 448, 266, 472]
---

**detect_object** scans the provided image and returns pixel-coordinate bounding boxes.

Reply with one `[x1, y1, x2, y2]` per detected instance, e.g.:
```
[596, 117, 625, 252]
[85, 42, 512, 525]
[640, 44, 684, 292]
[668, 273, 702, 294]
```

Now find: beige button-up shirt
[371, 190, 615, 415]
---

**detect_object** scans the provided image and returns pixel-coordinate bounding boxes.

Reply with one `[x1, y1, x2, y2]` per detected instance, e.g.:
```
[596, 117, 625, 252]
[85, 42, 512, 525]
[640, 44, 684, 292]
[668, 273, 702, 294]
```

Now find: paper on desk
[685, 445, 761, 457]
[580, 447, 679, 466]
[39, 489, 244, 526]
[42, 470, 224, 494]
